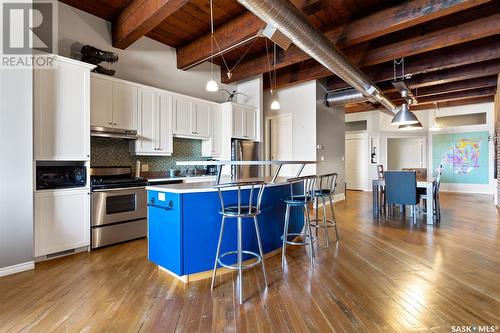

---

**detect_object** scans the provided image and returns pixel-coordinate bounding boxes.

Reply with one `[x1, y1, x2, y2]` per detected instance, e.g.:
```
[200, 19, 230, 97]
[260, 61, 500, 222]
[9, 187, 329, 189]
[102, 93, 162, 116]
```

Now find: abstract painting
[432, 131, 489, 184]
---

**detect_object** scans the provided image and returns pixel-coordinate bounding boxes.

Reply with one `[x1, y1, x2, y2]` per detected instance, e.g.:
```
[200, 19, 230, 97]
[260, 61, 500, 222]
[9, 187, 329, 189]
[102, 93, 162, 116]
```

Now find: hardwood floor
[1, 191, 499, 332]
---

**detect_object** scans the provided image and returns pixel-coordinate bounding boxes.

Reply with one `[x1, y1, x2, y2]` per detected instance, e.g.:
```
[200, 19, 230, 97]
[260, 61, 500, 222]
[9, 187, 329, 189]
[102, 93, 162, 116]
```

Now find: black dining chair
[384, 171, 419, 222]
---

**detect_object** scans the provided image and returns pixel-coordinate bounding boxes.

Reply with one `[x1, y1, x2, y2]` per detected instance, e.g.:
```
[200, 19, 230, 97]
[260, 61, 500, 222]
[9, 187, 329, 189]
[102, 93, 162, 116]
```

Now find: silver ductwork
[326, 89, 367, 107]
[237, 0, 398, 113]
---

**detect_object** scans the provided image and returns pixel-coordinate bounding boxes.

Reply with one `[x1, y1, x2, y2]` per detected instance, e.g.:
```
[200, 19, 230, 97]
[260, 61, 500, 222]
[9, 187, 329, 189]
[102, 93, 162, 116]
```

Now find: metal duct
[237, 0, 398, 114]
[326, 89, 367, 107]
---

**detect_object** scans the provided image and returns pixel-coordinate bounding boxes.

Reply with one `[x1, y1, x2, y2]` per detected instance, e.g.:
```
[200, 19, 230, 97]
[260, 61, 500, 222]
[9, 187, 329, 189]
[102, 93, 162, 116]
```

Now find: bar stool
[311, 173, 339, 247]
[281, 175, 316, 269]
[211, 181, 267, 304]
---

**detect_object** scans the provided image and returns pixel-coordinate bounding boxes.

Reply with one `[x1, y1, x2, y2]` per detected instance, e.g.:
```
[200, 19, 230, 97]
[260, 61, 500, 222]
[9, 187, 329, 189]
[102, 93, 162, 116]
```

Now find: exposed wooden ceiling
[61, 0, 500, 113]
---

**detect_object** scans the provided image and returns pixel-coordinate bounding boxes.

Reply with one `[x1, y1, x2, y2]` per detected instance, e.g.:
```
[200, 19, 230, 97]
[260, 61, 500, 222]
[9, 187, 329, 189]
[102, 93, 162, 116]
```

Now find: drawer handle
[147, 203, 174, 211]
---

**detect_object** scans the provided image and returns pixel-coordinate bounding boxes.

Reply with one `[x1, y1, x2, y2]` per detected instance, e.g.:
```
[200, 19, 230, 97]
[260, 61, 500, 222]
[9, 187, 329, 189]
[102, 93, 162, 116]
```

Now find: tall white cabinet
[34, 57, 94, 160]
[33, 56, 94, 258]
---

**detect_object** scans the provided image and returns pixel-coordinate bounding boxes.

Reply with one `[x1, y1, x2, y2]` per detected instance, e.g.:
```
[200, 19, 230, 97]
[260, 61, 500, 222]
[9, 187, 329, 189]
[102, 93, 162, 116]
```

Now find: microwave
[36, 162, 87, 190]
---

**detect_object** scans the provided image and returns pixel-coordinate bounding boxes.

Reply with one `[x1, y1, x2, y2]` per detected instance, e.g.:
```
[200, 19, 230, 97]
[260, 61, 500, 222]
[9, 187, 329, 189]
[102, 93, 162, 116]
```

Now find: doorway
[266, 114, 292, 176]
[387, 137, 424, 170]
[345, 135, 367, 190]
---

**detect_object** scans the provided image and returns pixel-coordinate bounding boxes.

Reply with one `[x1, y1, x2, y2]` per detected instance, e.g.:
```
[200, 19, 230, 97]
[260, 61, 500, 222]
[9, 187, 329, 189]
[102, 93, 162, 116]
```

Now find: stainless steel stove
[90, 167, 147, 249]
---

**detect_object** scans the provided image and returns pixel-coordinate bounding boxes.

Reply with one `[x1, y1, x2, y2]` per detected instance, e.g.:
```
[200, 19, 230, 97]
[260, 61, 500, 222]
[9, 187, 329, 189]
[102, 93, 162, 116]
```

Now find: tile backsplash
[91, 137, 204, 172]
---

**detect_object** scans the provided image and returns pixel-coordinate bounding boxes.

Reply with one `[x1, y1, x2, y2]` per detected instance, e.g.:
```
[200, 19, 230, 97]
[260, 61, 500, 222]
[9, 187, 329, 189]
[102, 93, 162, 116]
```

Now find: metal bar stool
[281, 175, 316, 269]
[311, 173, 339, 247]
[211, 180, 267, 304]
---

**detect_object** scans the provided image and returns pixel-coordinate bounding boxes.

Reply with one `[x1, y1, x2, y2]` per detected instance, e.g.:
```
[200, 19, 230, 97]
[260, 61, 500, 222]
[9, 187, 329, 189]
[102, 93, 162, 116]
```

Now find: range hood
[91, 126, 138, 140]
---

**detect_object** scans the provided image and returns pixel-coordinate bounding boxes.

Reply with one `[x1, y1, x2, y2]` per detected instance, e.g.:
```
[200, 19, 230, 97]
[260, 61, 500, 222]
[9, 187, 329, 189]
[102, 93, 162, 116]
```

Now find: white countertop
[176, 160, 319, 166]
[146, 177, 290, 193]
[146, 175, 216, 182]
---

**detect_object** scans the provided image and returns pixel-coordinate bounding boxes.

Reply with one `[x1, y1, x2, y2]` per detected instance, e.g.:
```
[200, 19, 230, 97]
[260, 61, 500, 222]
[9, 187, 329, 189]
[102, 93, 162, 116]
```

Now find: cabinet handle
[108, 122, 113, 125]
[113, 123, 117, 126]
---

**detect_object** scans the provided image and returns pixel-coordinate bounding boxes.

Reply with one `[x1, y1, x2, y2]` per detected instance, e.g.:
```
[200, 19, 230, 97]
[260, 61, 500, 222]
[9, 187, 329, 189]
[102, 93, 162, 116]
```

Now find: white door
[269, 115, 292, 176]
[173, 95, 193, 136]
[34, 189, 90, 256]
[345, 138, 366, 190]
[157, 92, 173, 154]
[112, 81, 137, 130]
[135, 88, 157, 154]
[90, 75, 112, 127]
[244, 108, 257, 140]
[34, 60, 91, 160]
[194, 101, 211, 137]
[232, 105, 245, 139]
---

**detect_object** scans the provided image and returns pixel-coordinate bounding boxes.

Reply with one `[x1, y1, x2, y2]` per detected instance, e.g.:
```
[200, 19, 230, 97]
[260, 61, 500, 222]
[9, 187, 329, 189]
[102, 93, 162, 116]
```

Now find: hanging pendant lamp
[206, 0, 219, 92]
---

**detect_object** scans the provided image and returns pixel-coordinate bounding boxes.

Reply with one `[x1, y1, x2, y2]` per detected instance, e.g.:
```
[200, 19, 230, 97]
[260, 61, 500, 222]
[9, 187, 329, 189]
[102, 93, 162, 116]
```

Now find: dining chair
[402, 168, 427, 181]
[384, 171, 419, 222]
[419, 165, 443, 221]
[377, 165, 386, 212]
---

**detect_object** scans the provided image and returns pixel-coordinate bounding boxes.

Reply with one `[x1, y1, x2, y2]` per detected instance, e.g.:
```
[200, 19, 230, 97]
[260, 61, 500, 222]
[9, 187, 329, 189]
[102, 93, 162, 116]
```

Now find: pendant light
[269, 43, 280, 110]
[205, 0, 218, 92]
[391, 89, 419, 125]
[399, 121, 423, 130]
[429, 102, 442, 131]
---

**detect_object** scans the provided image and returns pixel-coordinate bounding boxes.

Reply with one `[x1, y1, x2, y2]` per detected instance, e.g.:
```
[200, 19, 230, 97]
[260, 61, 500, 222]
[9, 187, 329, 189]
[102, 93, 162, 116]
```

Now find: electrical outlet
[141, 164, 149, 172]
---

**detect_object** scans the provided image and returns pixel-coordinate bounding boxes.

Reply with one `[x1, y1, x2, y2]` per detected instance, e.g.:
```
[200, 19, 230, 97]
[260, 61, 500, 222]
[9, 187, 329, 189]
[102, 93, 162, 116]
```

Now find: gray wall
[316, 80, 346, 194]
[0, 68, 34, 269]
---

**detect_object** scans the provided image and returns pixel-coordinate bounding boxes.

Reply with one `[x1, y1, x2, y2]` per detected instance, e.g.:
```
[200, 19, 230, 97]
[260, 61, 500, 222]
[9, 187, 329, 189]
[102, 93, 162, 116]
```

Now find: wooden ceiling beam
[346, 95, 495, 113]
[412, 76, 498, 97]
[414, 86, 497, 104]
[113, 0, 189, 49]
[326, 37, 500, 91]
[222, 0, 494, 83]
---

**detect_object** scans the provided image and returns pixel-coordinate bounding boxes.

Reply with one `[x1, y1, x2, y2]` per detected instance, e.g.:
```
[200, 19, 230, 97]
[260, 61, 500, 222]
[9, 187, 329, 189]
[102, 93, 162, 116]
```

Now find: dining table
[372, 178, 436, 225]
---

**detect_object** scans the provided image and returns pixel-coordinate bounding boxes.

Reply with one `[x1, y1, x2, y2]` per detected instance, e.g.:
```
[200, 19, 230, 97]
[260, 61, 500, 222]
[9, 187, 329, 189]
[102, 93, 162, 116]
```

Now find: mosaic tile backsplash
[91, 137, 204, 172]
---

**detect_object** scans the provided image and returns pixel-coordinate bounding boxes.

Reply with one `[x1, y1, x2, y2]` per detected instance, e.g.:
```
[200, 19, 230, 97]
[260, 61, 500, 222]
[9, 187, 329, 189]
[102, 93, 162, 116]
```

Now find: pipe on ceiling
[326, 89, 367, 107]
[236, 0, 398, 114]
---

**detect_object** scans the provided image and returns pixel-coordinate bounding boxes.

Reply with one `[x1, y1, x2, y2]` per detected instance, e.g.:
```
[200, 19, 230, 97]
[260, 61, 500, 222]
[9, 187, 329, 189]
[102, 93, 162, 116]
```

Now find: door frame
[345, 132, 369, 191]
[265, 113, 293, 177]
[384, 135, 427, 170]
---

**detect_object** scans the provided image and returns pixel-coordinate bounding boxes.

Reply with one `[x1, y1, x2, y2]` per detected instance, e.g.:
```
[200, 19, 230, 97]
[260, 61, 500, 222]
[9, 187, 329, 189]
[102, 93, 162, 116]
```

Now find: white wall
[346, 102, 495, 194]
[57, 3, 236, 103]
[264, 81, 317, 176]
[0, 68, 34, 274]
[387, 138, 424, 170]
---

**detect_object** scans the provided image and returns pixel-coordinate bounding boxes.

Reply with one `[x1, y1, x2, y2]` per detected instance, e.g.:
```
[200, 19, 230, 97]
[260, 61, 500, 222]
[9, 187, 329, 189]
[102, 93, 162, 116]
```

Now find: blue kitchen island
[146, 179, 304, 282]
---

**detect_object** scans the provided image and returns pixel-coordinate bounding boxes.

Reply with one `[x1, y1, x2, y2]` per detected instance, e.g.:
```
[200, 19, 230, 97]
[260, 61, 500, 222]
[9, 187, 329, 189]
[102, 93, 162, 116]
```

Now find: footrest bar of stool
[281, 233, 314, 246]
[216, 250, 262, 270]
[309, 219, 336, 228]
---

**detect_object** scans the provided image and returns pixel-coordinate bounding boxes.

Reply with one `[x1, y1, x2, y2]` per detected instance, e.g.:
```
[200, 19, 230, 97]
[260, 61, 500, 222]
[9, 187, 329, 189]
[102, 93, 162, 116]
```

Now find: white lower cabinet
[34, 189, 90, 257]
[132, 88, 173, 156]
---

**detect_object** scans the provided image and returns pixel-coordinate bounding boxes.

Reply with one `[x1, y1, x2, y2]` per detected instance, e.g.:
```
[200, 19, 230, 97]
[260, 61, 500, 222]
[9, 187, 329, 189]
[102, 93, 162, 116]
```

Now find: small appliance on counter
[90, 166, 148, 249]
[206, 159, 218, 175]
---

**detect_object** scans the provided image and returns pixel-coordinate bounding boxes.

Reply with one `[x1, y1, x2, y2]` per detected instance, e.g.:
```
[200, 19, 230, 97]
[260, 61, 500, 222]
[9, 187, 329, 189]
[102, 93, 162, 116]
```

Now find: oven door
[92, 187, 146, 226]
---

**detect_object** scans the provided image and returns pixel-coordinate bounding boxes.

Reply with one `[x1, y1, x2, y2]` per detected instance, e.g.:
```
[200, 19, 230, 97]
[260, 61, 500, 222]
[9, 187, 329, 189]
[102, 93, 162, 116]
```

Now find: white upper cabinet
[34, 189, 90, 257]
[227, 103, 258, 141]
[173, 95, 211, 138]
[133, 88, 173, 156]
[193, 101, 211, 138]
[34, 57, 94, 161]
[172, 95, 193, 136]
[202, 104, 222, 158]
[90, 76, 112, 127]
[90, 74, 137, 131]
[112, 81, 137, 130]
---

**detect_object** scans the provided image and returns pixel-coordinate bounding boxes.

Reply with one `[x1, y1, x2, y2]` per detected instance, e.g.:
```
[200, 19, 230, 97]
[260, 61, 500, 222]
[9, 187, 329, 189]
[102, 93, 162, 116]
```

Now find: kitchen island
[146, 179, 304, 282]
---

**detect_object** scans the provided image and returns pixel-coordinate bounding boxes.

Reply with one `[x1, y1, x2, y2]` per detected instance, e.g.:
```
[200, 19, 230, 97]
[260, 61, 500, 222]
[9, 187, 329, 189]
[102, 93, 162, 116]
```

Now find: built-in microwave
[36, 162, 87, 190]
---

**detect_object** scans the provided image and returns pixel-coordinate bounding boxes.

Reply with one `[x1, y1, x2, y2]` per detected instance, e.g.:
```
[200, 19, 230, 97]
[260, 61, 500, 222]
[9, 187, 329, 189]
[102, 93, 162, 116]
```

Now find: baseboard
[0, 261, 34, 277]
[314, 193, 345, 208]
